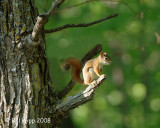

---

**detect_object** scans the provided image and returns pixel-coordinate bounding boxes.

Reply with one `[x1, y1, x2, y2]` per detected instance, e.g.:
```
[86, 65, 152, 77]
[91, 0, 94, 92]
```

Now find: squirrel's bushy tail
[62, 58, 84, 84]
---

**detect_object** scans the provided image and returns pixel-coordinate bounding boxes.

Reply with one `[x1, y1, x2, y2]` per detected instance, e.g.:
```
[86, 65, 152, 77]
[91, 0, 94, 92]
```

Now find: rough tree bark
[0, 0, 58, 127]
[0, 0, 117, 127]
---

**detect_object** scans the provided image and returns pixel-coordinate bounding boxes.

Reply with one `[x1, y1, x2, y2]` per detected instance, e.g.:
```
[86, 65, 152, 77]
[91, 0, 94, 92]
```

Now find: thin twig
[55, 0, 137, 15]
[44, 13, 118, 33]
[47, 0, 65, 15]
[55, 0, 99, 13]
[57, 44, 102, 99]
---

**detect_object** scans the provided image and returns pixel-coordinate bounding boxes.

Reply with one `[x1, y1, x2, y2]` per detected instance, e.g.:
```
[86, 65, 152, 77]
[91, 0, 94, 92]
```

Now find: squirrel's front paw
[101, 74, 106, 78]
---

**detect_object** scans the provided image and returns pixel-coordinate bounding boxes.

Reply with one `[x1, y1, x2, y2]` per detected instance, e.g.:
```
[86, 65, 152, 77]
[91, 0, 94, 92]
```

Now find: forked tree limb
[30, 0, 118, 41]
[44, 13, 118, 33]
[31, 0, 65, 41]
[57, 44, 102, 99]
[55, 75, 106, 115]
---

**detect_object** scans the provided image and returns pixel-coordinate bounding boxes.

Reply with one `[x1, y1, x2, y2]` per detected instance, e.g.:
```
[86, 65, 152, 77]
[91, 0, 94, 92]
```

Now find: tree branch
[44, 13, 118, 33]
[55, 0, 137, 15]
[31, 0, 65, 41]
[47, 0, 65, 15]
[54, 0, 101, 13]
[57, 44, 102, 99]
[55, 75, 106, 115]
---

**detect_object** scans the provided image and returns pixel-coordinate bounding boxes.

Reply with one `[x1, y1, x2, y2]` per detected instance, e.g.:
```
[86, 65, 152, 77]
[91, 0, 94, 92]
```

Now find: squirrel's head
[99, 52, 112, 65]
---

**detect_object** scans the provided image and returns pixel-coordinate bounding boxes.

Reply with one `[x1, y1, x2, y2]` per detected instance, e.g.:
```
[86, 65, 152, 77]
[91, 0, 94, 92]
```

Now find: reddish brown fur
[65, 58, 84, 84]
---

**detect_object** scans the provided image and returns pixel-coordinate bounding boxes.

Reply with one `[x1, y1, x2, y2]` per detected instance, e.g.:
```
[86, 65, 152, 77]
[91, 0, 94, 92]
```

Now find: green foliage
[36, 0, 160, 127]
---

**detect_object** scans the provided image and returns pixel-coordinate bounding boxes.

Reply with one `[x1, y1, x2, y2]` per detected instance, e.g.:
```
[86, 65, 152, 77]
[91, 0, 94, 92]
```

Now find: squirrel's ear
[100, 52, 104, 57]
[103, 52, 107, 55]
[100, 52, 107, 57]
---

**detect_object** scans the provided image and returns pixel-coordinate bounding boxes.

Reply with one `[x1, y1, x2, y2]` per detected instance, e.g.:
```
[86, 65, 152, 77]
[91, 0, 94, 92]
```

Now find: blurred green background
[36, 0, 160, 128]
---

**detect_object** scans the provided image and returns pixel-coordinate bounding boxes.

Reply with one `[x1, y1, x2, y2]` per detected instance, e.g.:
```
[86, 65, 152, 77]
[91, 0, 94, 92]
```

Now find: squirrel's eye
[105, 57, 108, 60]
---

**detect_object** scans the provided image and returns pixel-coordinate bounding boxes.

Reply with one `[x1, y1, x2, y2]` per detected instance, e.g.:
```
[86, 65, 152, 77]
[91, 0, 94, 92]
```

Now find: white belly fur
[82, 67, 98, 82]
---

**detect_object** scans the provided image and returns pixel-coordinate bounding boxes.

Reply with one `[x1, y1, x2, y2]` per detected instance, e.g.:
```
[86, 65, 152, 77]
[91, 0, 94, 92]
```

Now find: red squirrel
[63, 52, 112, 85]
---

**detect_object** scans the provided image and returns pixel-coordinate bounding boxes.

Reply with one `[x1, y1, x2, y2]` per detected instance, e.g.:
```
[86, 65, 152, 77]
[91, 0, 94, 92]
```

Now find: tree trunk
[0, 0, 59, 127]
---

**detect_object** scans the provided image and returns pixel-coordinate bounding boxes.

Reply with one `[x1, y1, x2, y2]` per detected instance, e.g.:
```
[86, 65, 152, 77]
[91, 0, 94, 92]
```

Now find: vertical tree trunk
[0, 0, 59, 127]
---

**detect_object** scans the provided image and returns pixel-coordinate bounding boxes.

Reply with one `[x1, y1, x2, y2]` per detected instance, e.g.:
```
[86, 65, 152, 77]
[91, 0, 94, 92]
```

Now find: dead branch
[44, 13, 118, 33]
[55, 75, 106, 115]
[31, 0, 65, 41]
[57, 44, 102, 99]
